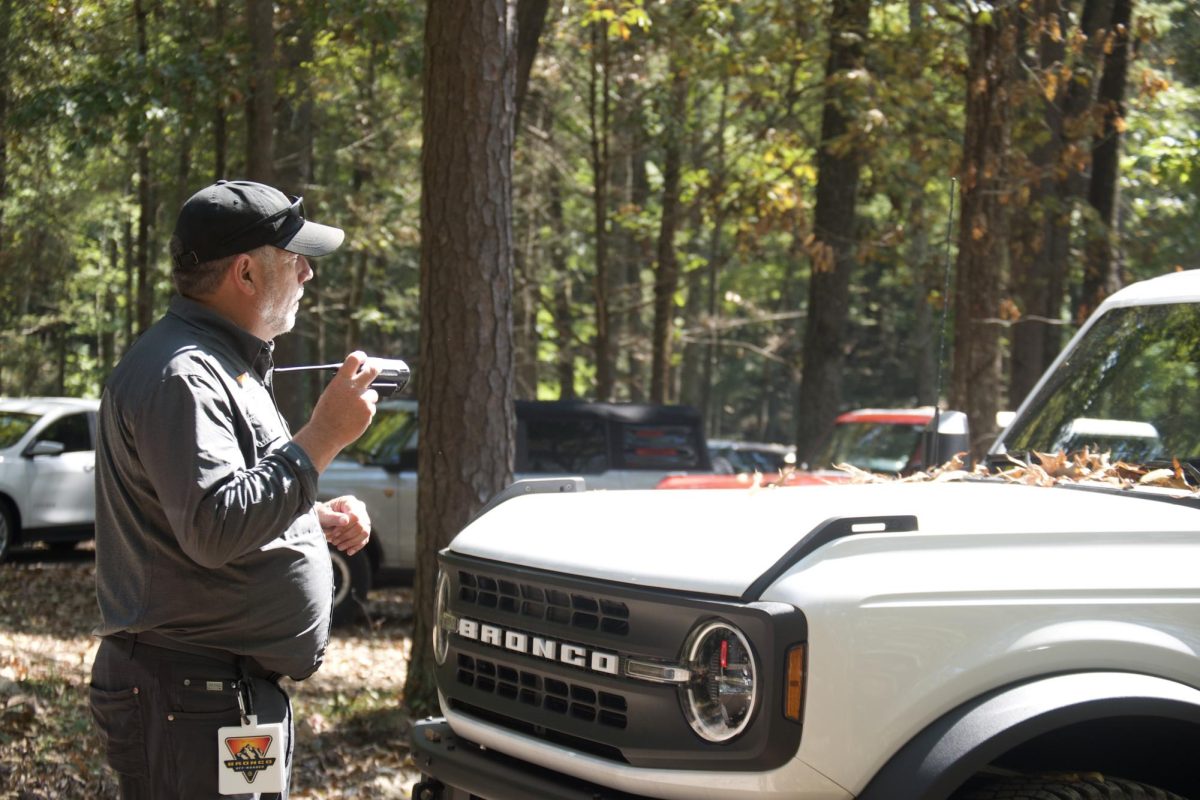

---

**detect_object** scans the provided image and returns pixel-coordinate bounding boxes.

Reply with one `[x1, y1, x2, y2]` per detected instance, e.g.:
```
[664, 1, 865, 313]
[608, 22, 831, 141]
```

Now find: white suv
[412, 269, 1200, 800]
[0, 397, 100, 561]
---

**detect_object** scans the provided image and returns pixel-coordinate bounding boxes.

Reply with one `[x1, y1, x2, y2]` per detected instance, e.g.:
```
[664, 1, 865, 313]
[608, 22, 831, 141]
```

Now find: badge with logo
[217, 716, 284, 794]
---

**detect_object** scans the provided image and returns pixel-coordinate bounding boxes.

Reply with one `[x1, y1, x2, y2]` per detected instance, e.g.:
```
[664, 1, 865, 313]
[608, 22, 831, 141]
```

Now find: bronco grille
[458, 569, 631, 636]
[457, 653, 629, 730]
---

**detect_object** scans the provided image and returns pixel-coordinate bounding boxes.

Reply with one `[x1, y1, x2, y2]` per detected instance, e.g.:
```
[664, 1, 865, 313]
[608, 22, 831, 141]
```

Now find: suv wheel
[0, 501, 15, 563]
[329, 546, 372, 626]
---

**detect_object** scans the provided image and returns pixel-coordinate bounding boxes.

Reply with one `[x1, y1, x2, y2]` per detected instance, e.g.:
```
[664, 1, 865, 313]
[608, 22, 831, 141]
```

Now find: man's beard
[260, 284, 301, 339]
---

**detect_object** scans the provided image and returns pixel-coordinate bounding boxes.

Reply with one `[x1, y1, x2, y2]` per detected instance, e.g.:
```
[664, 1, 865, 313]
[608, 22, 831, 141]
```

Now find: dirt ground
[0, 547, 422, 799]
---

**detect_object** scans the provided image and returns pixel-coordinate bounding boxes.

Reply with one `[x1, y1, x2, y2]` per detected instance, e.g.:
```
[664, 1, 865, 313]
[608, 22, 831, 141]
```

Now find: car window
[619, 423, 704, 469]
[340, 405, 416, 465]
[0, 412, 39, 448]
[816, 422, 924, 473]
[37, 412, 92, 452]
[520, 417, 609, 474]
[1000, 301, 1200, 464]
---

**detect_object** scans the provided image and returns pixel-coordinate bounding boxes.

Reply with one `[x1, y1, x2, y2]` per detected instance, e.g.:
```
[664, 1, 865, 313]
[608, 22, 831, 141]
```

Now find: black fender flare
[856, 671, 1200, 800]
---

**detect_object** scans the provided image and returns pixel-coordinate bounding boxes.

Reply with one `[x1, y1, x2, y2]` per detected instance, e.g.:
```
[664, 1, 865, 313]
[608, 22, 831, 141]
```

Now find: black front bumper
[410, 717, 652, 800]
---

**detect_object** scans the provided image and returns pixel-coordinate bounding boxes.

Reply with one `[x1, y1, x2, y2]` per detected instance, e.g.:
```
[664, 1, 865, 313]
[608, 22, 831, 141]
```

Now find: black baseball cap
[171, 179, 345, 268]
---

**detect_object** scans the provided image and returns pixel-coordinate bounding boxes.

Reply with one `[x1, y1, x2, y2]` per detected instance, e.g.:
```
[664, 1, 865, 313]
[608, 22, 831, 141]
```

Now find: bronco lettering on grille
[457, 617, 620, 675]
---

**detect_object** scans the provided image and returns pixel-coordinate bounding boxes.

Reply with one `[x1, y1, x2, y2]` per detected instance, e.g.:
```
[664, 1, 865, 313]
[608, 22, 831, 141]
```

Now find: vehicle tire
[953, 773, 1184, 800]
[0, 501, 16, 563]
[329, 545, 372, 627]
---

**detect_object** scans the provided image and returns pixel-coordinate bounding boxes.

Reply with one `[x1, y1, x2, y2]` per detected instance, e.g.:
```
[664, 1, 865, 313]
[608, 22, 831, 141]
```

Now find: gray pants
[89, 635, 293, 799]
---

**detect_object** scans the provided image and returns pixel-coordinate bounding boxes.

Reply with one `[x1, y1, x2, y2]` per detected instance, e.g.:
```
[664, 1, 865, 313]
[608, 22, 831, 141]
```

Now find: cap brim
[280, 219, 345, 257]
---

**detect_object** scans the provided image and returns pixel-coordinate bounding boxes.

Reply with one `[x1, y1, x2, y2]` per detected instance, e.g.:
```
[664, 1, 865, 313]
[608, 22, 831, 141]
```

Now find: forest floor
[0, 545, 422, 799]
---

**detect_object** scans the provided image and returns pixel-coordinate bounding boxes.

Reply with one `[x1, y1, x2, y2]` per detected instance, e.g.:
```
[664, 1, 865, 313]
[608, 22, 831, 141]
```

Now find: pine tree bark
[134, 0, 155, 334]
[1081, 0, 1133, 318]
[245, 0, 275, 183]
[515, 0, 549, 128]
[1008, 0, 1065, 404]
[406, 0, 517, 716]
[650, 63, 688, 404]
[793, 0, 870, 466]
[272, 2, 317, 424]
[951, 4, 1018, 461]
[212, 0, 228, 180]
[0, 0, 10, 270]
[589, 23, 614, 399]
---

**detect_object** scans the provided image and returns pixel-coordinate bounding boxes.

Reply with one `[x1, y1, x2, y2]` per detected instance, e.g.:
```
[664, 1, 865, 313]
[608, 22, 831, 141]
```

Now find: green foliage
[0, 0, 1197, 446]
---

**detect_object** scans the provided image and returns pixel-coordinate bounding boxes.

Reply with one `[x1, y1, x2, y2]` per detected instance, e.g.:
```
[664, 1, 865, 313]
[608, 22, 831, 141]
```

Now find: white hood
[448, 481, 1200, 597]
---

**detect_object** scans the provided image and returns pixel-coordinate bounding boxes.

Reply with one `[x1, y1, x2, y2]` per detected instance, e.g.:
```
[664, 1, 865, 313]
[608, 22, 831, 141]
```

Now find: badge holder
[217, 678, 284, 794]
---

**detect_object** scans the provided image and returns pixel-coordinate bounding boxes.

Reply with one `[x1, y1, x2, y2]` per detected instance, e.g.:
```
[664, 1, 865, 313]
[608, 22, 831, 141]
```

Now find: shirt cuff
[279, 440, 320, 501]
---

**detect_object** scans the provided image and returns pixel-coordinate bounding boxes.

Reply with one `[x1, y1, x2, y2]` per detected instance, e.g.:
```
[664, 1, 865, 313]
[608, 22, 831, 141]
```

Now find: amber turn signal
[784, 644, 806, 721]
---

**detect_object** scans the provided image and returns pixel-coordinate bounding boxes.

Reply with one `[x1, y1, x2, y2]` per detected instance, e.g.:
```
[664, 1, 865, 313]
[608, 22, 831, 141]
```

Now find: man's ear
[229, 253, 257, 296]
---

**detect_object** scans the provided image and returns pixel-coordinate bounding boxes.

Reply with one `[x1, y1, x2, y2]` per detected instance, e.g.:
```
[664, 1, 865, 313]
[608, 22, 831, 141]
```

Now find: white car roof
[0, 397, 100, 414]
[1098, 268, 1200, 310]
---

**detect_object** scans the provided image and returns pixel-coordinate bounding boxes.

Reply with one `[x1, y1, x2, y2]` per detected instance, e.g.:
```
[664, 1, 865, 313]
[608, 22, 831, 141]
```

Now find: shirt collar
[167, 294, 275, 379]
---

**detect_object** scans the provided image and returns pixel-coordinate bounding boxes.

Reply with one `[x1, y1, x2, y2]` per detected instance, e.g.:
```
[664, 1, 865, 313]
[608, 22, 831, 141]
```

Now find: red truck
[657, 407, 970, 489]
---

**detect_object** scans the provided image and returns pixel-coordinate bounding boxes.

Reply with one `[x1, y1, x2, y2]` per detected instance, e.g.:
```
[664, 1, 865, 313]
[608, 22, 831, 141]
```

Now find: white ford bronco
[410, 269, 1200, 800]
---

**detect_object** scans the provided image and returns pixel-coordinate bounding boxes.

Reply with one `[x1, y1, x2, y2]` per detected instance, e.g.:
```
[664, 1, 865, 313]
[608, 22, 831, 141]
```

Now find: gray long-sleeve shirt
[94, 295, 332, 680]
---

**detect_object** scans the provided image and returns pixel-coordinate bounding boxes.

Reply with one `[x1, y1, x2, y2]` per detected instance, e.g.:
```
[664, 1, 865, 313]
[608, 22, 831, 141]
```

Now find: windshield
[0, 412, 39, 449]
[339, 405, 416, 465]
[815, 421, 924, 473]
[999, 302, 1200, 465]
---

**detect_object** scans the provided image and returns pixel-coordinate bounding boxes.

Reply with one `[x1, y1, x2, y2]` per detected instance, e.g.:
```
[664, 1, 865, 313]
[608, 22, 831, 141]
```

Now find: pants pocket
[89, 684, 148, 778]
[167, 707, 247, 799]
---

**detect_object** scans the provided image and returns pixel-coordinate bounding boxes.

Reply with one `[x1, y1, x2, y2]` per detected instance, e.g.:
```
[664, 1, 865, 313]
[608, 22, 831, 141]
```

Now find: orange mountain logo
[223, 735, 276, 784]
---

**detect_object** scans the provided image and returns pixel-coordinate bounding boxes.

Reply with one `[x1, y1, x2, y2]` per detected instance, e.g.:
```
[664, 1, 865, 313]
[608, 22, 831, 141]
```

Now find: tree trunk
[1008, 0, 1065, 403]
[1081, 0, 1133, 317]
[245, 0, 275, 183]
[793, 0, 870, 466]
[589, 22, 614, 400]
[272, 2, 317, 424]
[951, 4, 1018, 461]
[909, 195, 940, 407]
[0, 0, 11, 267]
[612, 106, 652, 402]
[513, 0, 551, 397]
[134, 0, 155, 334]
[123, 211, 134, 349]
[650, 63, 688, 404]
[548, 158, 576, 399]
[407, 0, 517, 716]
[1059, 0, 1115, 325]
[513, 194, 539, 396]
[212, 0, 228, 180]
[684, 77, 729, 428]
[515, 0, 550, 129]
[101, 239, 119, 372]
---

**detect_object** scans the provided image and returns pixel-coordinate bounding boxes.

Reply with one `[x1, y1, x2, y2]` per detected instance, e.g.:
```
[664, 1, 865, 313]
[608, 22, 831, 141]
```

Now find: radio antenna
[929, 178, 956, 468]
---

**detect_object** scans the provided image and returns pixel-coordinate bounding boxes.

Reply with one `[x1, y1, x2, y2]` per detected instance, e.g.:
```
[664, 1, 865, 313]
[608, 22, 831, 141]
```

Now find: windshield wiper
[985, 450, 1027, 471]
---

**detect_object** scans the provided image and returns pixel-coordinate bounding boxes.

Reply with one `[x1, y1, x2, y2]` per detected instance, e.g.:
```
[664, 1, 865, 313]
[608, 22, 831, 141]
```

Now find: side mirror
[917, 410, 970, 470]
[25, 440, 66, 458]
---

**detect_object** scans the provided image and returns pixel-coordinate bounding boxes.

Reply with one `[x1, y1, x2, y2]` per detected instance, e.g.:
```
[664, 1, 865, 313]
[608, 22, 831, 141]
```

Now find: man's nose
[299, 256, 314, 283]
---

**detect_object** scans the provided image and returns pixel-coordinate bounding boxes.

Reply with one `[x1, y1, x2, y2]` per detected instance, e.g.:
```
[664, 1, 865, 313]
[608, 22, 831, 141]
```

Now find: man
[89, 180, 379, 799]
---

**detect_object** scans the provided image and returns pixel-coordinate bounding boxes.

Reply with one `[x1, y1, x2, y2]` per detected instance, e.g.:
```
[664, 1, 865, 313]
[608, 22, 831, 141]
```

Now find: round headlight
[681, 621, 757, 742]
[432, 570, 451, 665]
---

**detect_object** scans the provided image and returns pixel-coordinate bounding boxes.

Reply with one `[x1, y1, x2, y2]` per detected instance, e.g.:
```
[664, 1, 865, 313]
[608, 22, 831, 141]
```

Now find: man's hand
[292, 351, 380, 472]
[318, 496, 372, 557]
